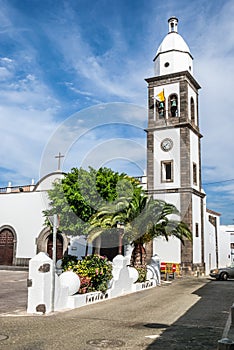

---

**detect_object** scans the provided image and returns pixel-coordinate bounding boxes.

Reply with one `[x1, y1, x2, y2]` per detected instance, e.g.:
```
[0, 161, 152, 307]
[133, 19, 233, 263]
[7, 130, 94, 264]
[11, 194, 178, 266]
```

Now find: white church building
[0, 17, 232, 275]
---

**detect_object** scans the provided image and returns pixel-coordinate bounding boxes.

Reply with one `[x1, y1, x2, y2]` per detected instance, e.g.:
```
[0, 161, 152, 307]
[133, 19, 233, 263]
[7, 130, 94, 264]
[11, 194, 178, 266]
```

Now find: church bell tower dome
[154, 17, 193, 76]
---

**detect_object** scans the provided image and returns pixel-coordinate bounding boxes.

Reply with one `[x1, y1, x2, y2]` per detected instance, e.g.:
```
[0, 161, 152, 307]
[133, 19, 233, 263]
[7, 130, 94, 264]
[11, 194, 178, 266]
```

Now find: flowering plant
[62, 254, 113, 293]
[78, 276, 92, 294]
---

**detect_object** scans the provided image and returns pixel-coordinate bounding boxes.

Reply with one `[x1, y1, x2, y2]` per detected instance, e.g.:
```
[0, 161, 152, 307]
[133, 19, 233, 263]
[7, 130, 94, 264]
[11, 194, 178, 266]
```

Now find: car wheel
[221, 272, 228, 281]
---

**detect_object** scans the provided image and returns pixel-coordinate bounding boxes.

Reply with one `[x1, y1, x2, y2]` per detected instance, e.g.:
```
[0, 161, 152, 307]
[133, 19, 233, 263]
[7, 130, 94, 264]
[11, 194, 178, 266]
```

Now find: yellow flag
[156, 90, 165, 102]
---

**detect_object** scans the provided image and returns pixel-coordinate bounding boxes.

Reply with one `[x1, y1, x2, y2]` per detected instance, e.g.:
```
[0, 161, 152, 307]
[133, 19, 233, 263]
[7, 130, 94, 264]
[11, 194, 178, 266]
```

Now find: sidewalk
[0, 265, 28, 271]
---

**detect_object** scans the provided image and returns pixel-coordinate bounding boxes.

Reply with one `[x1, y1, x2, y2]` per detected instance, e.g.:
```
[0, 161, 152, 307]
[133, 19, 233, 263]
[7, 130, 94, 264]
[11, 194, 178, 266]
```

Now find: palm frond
[87, 227, 106, 243]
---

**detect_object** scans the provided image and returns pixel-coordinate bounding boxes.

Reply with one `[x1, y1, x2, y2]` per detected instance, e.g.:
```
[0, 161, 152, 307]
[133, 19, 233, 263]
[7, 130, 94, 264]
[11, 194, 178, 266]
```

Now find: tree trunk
[92, 236, 101, 255]
[145, 241, 153, 264]
[130, 243, 146, 269]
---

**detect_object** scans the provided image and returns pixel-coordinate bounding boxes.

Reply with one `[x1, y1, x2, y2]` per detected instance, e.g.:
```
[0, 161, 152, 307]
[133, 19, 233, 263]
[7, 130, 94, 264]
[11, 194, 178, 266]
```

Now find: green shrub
[61, 254, 78, 271]
[62, 254, 113, 293]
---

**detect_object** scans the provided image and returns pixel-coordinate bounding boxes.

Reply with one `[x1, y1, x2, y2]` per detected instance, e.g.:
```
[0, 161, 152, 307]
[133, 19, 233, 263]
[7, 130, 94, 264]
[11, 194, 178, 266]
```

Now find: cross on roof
[55, 152, 64, 171]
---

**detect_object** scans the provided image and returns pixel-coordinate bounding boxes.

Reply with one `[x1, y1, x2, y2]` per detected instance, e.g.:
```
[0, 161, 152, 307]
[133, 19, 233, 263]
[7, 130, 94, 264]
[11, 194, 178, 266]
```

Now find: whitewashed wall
[192, 196, 202, 264]
[154, 51, 193, 76]
[203, 214, 218, 274]
[68, 236, 92, 259]
[0, 173, 63, 262]
[153, 128, 181, 190]
[153, 236, 181, 263]
[218, 225, 233, 267]
[0, 191, 46, 258]
[190, 130, 200, 191]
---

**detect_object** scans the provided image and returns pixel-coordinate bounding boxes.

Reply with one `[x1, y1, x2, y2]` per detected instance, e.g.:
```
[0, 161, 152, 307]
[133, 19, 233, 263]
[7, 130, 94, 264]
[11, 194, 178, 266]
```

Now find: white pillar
[27, 252, 54, 314]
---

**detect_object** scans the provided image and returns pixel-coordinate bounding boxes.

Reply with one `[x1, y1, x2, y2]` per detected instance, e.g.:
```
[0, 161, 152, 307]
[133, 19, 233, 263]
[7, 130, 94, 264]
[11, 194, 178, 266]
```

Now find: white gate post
[27, 252, 53, 314]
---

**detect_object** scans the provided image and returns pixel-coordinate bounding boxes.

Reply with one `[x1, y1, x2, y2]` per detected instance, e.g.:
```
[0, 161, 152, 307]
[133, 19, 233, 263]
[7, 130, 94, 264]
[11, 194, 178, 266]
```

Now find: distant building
[218, 225, 234, 267]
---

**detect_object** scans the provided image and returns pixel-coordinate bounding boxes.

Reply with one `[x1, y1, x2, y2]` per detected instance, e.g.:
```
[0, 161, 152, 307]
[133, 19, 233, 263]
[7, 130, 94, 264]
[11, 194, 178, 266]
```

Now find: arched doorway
[47, 233, 64, 261]
[0, 229, 14, 265]
[37, 228, 69, 261]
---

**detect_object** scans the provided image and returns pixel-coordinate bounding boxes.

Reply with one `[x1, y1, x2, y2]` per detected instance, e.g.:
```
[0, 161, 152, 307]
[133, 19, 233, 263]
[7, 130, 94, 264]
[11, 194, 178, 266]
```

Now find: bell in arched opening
[170, 95, 178, 117]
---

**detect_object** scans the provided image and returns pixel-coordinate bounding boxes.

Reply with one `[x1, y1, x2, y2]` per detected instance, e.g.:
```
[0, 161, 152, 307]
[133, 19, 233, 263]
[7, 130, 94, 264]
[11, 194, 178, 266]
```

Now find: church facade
[0, 17, 231, 275]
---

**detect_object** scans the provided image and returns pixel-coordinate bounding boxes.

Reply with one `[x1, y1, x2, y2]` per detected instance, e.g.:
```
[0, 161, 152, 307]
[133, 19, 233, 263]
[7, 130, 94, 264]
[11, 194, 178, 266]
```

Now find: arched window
[169, 94, 178, 117]
[190, 97, 195, 123]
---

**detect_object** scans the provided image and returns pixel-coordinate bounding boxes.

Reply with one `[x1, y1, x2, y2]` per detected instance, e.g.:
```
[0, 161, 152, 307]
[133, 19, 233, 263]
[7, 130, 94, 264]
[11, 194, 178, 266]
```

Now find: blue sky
[0, 0, 234, 224]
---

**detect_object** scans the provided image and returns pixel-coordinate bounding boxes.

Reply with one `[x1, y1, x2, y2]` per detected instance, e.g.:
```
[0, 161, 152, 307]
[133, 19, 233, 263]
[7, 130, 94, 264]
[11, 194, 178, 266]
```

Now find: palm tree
[87, 194, 137, 255]
[87, 192, 192, 268]
[126, 196, 191, 269]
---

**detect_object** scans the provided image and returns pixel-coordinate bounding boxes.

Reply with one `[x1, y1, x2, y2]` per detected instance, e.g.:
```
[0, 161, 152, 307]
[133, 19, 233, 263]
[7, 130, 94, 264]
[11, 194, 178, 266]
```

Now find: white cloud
[0, 57, 13, 63]
[40, 5, 148, 105]
[0, 105, 58, 185]
[64, 82, 93, 97]
[39, 103, 147, 177]
[0, 66, 11, 80]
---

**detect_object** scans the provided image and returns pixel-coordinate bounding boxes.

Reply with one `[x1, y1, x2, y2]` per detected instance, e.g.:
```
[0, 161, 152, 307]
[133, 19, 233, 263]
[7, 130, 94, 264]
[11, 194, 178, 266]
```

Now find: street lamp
[117, 222, 124, 255]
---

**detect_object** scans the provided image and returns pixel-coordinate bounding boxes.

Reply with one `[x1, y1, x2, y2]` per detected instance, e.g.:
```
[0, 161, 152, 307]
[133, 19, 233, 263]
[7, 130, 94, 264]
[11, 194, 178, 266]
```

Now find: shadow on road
[145, 279, 234, 350]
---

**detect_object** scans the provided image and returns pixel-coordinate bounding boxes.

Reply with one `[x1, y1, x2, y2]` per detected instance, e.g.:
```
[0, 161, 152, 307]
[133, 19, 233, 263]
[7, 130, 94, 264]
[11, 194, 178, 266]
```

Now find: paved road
[0, 270, 233, 349]
[0, 270, 28, 316]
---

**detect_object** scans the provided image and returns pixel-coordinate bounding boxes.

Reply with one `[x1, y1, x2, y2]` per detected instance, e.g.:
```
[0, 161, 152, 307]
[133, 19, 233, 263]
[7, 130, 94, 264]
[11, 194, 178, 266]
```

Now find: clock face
[161, 138, 173, 151]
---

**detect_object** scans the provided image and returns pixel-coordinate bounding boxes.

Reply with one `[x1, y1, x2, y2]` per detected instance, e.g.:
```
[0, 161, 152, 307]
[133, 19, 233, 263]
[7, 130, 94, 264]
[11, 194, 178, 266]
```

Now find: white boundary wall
[27, 252, 160, 314]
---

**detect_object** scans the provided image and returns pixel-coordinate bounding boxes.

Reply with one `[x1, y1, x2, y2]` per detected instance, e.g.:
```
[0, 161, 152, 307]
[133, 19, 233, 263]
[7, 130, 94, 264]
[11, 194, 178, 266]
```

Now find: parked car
[210, 266, 234, 280]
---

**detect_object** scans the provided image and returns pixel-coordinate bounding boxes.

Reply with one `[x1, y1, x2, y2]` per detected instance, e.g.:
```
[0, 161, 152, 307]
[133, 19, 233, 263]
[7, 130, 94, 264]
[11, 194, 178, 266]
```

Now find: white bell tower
[154, 17, 193, 76]
[146, 17, 205, 273]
